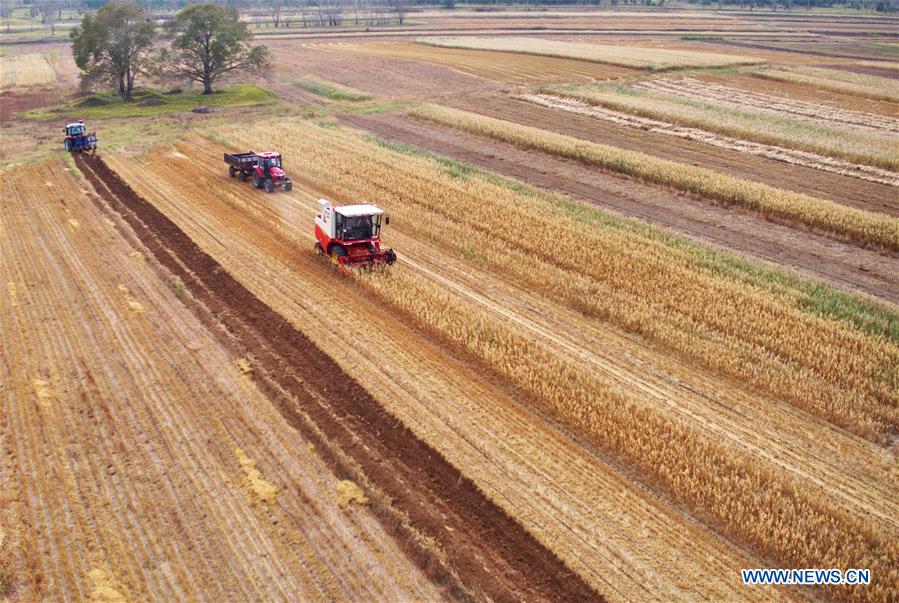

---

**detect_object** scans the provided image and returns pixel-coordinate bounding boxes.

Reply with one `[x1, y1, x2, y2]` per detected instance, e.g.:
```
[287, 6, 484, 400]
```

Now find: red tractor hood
[270, 167, 285, 179]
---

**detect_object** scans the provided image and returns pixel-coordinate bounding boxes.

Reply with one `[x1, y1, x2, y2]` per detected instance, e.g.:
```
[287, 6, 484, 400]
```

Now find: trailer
[224, 151, 292, 192]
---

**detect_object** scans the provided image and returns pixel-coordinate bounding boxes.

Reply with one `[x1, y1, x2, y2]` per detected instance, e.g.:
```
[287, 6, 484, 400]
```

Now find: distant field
[412, 103, 899, 250]
[1, 53, 56, 89]
[418, 36, 763, 70]
[325, 41, 637, 85]
[752, 65, 899, 101]
[544, 79, 898, 171]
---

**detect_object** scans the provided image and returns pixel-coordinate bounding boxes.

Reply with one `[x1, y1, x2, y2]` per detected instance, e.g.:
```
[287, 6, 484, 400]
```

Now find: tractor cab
[64, 122, 85, 137]
[314, 200, 396, 267]
[256, 152, 282, 175]
[62, 120, 97, 152]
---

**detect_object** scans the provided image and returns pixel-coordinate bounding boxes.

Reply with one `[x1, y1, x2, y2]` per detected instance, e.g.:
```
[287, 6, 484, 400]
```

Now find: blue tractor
[63, 120, 98, 152]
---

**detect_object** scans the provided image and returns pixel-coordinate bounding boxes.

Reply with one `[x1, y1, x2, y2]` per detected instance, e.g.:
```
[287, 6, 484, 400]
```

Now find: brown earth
[74, 152, 602, 603]
[445, 92, 899, 216]
[345, 111, 899, 303]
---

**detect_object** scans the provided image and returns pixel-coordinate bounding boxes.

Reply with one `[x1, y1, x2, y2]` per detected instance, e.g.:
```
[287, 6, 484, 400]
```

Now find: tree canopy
[70, 1, 155, 101]
[162, 4, 270, 95]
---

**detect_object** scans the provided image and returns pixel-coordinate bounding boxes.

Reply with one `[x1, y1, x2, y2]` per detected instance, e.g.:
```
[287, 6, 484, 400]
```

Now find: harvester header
[314, 199, 396, 267]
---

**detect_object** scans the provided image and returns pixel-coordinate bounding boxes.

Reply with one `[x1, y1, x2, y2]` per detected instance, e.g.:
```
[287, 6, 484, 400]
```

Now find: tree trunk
[203, 78, 213, 94]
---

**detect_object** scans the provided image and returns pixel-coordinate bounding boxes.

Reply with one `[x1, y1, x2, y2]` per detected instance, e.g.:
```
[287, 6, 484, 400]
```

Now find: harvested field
[71, 152, 599, 603]
[0, 159, 444, 602]
[544, 80, 898, 171]
[418, 36, 763, 70]
[0, 53, 56, 89]
[106, 125, 899, 602]
[7, 8, 899, 602]
[268, 40, 499, 101]
[526, 92, 898, 185]
[637, 76, 899, 132]
[348, 111, 899, 301]
[752, 64, 899, 101]
[319, 41, 638, 84]
[412, 103, 899, 250]
[695, 71, 899, 116]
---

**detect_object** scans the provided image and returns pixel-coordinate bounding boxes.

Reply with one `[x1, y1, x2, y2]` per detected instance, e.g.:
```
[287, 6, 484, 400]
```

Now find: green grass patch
[26, 84, 278, 120]
[365, 130, 899, 343]
[295, 77, 373, 102]
[681, 35, 726, 43]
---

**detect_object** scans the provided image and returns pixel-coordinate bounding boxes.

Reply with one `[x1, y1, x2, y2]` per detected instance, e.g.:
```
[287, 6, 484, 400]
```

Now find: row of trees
[71, 1, 270, 100]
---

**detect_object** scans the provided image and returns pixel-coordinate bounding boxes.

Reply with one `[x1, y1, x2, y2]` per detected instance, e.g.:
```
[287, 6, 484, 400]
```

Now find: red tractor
[224, 151, 292, 192]
[314, 199, 397, 267]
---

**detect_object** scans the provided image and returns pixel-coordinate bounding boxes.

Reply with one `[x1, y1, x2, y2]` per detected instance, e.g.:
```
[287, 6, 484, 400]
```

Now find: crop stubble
[109, 126, 898, 602]
[0, 160, 441, 601]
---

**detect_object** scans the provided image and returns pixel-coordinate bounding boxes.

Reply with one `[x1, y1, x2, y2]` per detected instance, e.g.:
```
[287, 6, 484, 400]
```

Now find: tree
[71, 1, 155, 101]
[161, 3, 270, 95]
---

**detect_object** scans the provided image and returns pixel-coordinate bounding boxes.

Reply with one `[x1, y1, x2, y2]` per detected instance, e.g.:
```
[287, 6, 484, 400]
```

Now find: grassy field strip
[0, 53, 56, 89]
[751, 65, 899, 101]
[294, 76, 373, 101]
[642, 77, 899, 133]
[0, 160, 440, 601]
[542, 81, 897, 172]
[208, 121, 897, 603]
[110, 144, 781, 602]
[417, 36, 762, 70]
[523, 93, 899, 187]
[412, 103, 899, 250]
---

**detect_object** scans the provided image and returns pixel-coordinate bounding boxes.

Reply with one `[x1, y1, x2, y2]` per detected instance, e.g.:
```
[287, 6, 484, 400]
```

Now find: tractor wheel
[263, 178, 274, 193]
[329, 245, 346, 265]
[252, 172, 261, 188]
[64, 140, 71, 152]
[239, 171, 248, 182]
[314, 242, 324, 256]
[229, 166, 237, 178]
[284, 182, 293, 192]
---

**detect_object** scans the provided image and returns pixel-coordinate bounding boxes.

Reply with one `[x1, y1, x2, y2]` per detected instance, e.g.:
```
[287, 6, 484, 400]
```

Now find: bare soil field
[268, 40, 501, 100]
[311, 41, 639, 84]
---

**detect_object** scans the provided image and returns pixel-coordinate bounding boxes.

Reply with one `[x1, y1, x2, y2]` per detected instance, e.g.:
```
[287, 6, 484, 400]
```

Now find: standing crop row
[411, 104, 899, 251]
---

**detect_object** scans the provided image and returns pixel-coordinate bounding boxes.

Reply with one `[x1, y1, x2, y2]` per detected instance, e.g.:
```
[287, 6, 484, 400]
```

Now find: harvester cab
[62, 120, 98, 152]
[314, 199, 396, 268]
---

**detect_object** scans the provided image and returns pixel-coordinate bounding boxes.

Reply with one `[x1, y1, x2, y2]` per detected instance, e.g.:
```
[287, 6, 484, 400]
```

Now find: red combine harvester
[224, 151, 292, 192]
[314, 199, 397, 267]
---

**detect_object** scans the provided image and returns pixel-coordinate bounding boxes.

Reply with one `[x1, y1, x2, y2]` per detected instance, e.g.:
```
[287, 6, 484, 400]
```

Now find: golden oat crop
[418, 36, 761, 70]
[411, 103, 899, 250]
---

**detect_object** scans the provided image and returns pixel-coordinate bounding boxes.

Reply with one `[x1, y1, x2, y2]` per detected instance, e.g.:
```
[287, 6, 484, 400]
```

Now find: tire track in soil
[73, 152, 601, 603]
